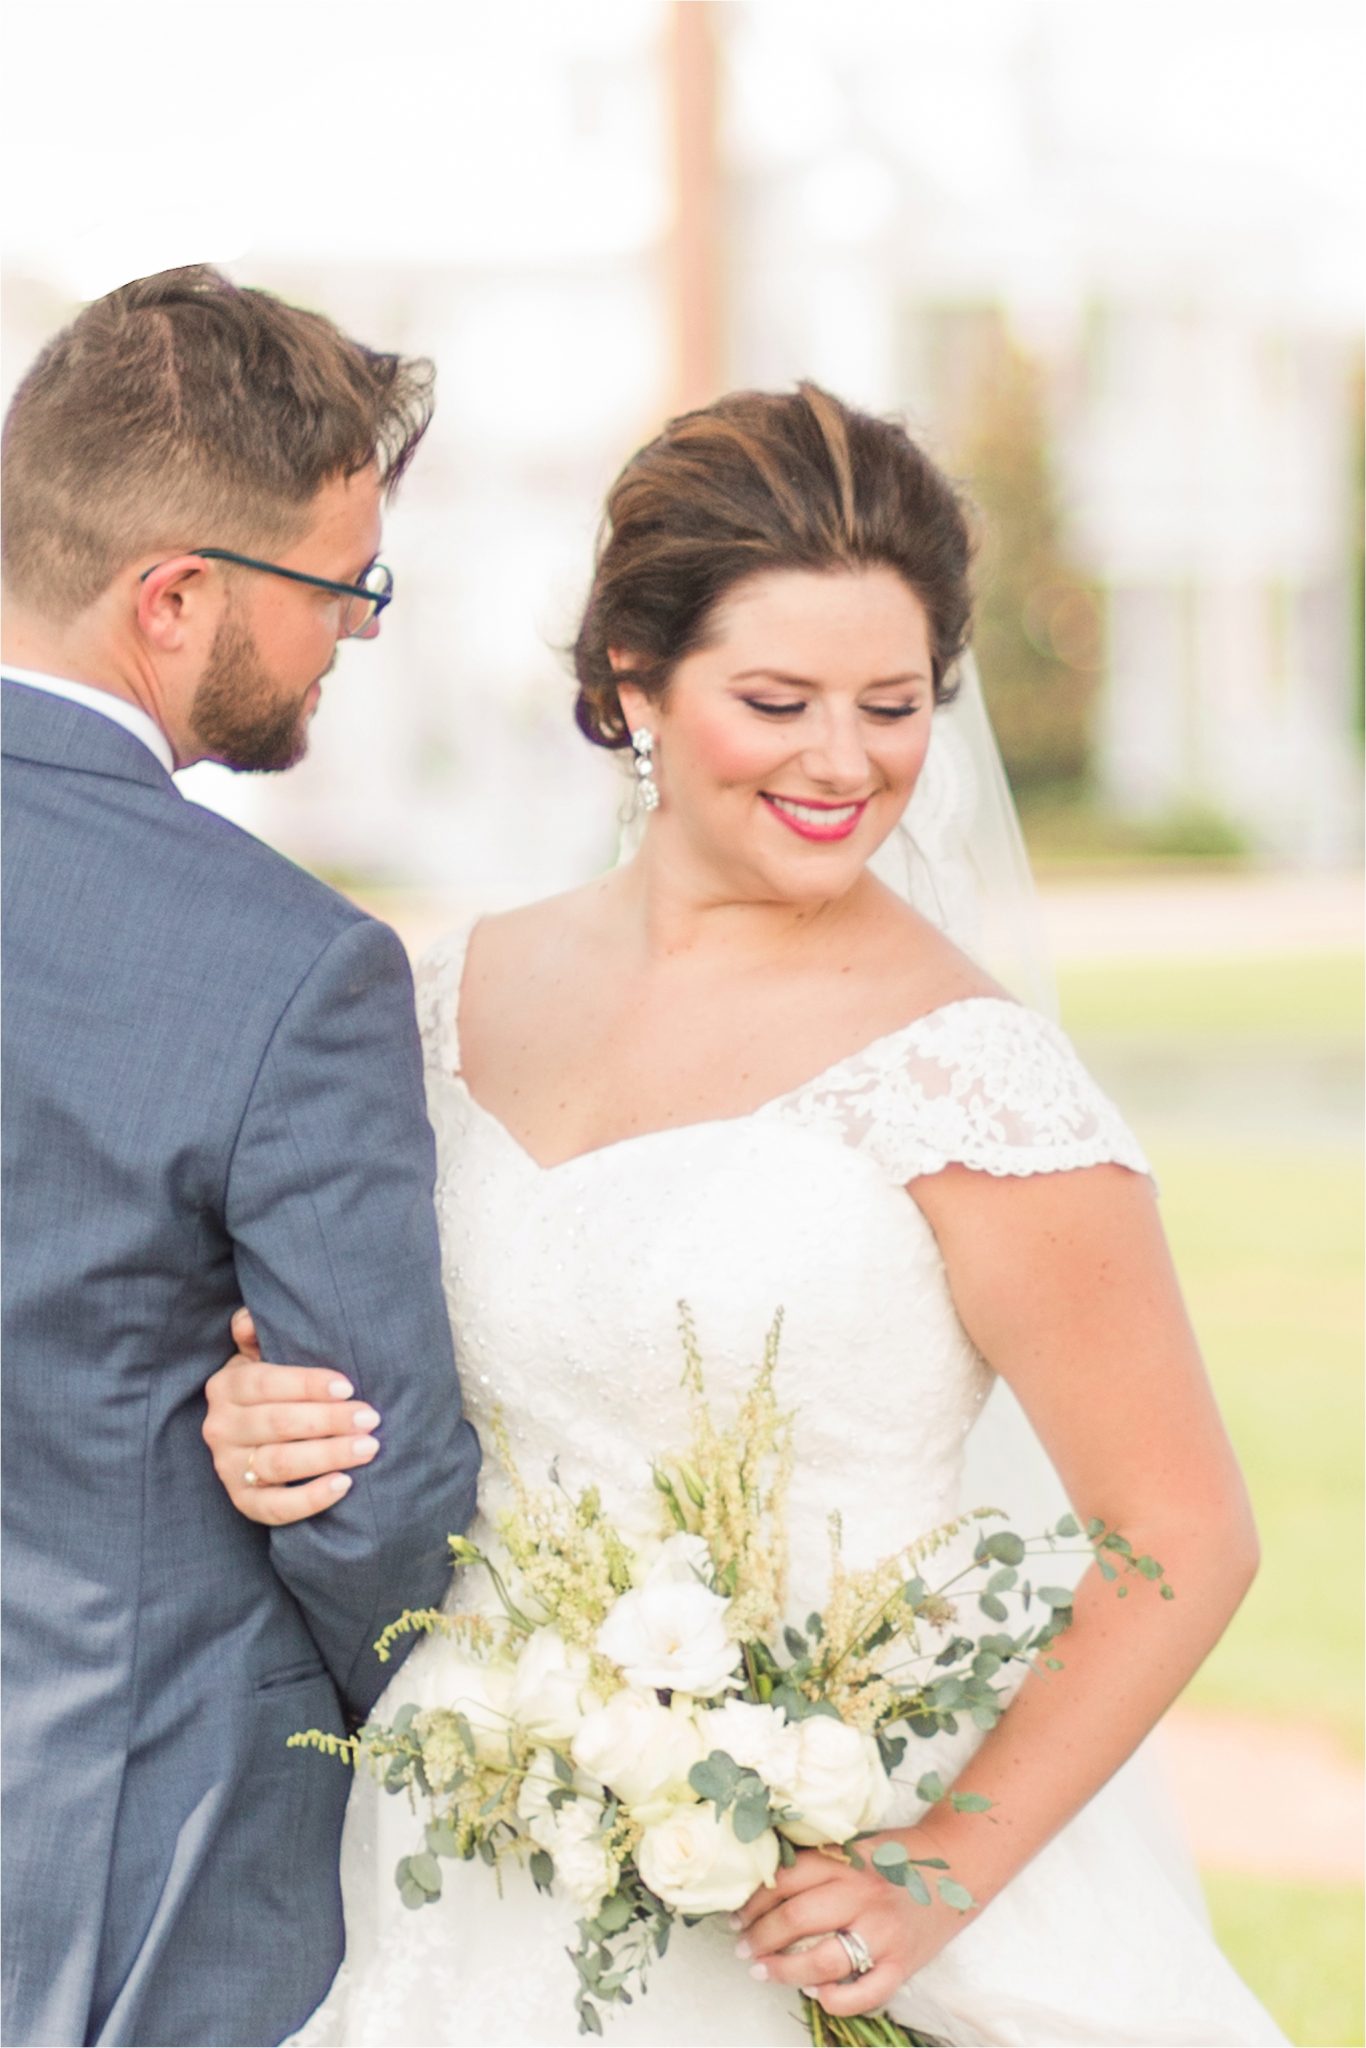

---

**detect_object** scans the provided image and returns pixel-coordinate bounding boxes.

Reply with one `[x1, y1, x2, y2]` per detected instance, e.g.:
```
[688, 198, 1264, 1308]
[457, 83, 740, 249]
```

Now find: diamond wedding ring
[835, 1927, 875, 1978]
[243, 1460, 260, 1488]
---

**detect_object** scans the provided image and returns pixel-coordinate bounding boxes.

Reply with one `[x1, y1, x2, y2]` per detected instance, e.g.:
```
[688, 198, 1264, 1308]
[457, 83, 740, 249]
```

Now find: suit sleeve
[224, 915, 481, 1718]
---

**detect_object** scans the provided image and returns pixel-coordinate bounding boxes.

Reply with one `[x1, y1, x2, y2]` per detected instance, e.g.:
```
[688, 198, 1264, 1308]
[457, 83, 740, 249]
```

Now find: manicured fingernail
[328, 1378, 354, 1398]
[748, 1963, 768, 1982]
[353, 1436, 378, 1459]
[328, 1473, 352, 1495]
[726, 1914, 743, 1932]
[801, 1987, 818, 1998]
[352, 1406, 380, 1431]
[734, 1939, 752, 1959]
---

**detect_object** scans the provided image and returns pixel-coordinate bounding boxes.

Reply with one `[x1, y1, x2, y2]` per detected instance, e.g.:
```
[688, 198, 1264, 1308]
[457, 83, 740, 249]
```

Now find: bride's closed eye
[740, 697, 921, 720]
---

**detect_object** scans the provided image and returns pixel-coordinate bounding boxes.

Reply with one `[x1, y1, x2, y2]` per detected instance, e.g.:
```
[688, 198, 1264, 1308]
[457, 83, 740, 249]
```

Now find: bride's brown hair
[572, 382, 974, 749]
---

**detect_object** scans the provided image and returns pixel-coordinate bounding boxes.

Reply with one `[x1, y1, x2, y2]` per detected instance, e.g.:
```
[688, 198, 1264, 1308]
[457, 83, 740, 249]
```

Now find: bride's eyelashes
[739, 696, 921, 721]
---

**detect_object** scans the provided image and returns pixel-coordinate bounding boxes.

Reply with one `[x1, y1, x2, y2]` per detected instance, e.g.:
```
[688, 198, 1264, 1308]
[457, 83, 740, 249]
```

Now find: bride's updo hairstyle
[573, 381, 973, 749]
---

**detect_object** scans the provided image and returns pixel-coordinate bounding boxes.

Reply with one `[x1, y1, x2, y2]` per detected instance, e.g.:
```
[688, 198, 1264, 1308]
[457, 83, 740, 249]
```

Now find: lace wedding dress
[290, 922, 1283, 2048]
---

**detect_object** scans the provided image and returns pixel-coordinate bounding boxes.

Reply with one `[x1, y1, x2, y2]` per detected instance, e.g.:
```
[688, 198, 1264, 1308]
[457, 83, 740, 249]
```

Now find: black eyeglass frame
[140, 548, 393, 636]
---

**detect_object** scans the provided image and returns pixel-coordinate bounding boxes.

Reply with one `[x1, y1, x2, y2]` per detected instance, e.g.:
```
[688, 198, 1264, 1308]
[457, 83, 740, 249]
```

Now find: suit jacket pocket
[253, 1658, 330, 1695]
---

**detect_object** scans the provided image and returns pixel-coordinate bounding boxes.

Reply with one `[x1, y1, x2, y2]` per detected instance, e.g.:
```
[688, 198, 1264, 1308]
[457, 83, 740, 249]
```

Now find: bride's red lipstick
[760, 793, 868, 842]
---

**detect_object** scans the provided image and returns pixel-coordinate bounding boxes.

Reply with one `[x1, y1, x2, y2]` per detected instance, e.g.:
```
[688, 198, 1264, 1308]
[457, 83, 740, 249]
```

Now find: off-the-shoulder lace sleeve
[412, 923, 475, 1079]
[771, 997, 1151, 1185]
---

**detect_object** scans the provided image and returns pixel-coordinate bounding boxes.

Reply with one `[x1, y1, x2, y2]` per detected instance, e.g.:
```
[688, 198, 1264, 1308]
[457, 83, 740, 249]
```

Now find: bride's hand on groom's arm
[202, 1308, 383, 1526]
[733, 1827, 964, 2018]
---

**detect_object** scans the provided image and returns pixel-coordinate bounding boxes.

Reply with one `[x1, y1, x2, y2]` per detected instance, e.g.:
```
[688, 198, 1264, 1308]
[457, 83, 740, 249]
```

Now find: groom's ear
[134, 555, 218, 655]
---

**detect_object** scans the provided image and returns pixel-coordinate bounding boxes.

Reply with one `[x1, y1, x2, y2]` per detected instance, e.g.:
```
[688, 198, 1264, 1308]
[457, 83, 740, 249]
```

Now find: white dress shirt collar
[2, 666, 176, 776]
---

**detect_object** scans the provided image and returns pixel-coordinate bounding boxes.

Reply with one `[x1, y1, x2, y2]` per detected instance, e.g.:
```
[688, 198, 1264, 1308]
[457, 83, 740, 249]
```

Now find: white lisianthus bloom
[516, 1747, 599, 1829]
[638, 1803, 780, 1915]
[641, 1531, 714, 1589]
[596, 1581, 741, 1698]
[509, 1628, 595, 1744]
[572, 1690, 703, 1824]
[697, 1698, 800, 1792]
[416, 1655, 515, 1768]
[774, 1715, 891, 1847]
[527, 1798, 617, 1914]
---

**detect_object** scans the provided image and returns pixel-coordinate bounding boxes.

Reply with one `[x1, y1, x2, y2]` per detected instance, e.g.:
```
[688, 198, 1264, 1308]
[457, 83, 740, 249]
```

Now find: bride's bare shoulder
[857, 883, 1007, 1019]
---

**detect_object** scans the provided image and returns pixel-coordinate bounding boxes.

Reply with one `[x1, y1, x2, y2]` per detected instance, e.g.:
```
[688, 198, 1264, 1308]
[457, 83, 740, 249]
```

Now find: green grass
[1057, 950, 1363, 1045]
[1153, 1139, 1364, 1750]
[1058, 950, 1363, 1749]
[1203, 1873, 1364, 2047]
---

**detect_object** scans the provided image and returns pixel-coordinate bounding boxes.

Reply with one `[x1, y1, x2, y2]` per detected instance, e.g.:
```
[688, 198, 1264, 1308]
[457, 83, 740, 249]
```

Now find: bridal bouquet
[293, 1312, 1167, 2045]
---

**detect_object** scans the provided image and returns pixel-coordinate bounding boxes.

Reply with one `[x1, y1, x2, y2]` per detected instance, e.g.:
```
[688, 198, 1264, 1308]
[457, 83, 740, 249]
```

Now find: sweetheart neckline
[434, 990, 1026, 1175]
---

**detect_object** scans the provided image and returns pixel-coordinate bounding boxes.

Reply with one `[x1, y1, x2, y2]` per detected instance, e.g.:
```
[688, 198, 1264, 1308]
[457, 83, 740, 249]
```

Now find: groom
[1, 267, 480, 2046]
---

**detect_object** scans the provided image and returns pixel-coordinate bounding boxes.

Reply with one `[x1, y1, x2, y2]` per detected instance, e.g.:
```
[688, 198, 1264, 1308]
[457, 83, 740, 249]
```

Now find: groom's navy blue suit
[1, 679, 481, 2046]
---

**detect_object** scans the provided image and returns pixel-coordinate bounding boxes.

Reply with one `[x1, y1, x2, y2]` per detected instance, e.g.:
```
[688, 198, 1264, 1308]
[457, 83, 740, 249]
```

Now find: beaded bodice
[415, 923, 1149, 1608]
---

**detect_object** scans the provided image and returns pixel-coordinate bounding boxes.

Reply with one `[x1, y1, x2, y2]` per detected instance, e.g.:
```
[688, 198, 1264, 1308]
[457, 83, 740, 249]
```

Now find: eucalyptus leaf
[732, 1796, 773, 1844]
[871, 1841, 909, 1871]
[529, 1849, 554, 1892]
[597, 1891, 634, 1933]
[938, 1877, 975, 1911]
[984, 1531, 1025, 1566]
[783, 1626, 808, 1658]
[901, 1865, 931, 1906]
[914, 1771, 945, 1804]
[978, 1593, 1008, 1622]
[408, 1851, 442, 1893]
[1037, 1586, 1074, 1608]
[452, 1712, 476, 1758]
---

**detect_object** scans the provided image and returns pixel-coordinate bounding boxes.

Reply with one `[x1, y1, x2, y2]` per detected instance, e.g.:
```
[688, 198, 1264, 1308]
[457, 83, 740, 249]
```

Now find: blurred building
[3, 0, 1360, 888]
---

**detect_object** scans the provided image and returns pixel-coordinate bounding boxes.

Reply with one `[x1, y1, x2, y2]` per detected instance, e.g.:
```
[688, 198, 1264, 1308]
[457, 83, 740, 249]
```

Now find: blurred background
[4, 2, 1362, 2039]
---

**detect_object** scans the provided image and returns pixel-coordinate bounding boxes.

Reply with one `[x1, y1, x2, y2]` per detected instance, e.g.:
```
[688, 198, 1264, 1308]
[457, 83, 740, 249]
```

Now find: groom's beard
[191, 613, 329, 774]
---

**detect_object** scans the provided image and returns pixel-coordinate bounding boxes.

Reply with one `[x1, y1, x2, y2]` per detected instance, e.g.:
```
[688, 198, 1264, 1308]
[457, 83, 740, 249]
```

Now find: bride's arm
[739, 1160, 1258, 2017]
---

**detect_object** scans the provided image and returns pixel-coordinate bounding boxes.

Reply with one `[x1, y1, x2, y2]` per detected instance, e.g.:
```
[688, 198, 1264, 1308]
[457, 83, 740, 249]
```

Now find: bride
[204, 384, 1283, 2045]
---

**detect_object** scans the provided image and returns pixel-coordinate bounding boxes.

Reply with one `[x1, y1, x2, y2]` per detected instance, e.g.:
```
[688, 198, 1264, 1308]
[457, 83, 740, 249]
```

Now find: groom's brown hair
[2, 265, 434, 621]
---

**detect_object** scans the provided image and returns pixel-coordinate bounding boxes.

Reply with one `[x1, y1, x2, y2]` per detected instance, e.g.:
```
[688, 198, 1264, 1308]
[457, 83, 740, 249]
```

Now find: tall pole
[665, 1, 724, 415]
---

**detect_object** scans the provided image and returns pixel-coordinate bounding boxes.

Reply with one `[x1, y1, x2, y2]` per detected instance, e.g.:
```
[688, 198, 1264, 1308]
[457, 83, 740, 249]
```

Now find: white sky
[3, 0, 1360, 311]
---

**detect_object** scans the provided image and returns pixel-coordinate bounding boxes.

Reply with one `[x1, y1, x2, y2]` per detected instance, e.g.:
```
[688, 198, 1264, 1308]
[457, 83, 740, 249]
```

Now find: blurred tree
[955, 334, 1100, 795]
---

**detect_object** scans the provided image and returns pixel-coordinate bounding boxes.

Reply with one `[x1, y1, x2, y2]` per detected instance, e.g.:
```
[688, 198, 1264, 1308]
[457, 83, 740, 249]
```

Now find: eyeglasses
[141, 548, 393, 638]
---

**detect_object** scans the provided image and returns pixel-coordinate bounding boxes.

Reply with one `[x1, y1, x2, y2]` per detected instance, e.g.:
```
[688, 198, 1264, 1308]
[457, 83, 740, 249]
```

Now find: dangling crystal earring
[631, 728, 660, 812]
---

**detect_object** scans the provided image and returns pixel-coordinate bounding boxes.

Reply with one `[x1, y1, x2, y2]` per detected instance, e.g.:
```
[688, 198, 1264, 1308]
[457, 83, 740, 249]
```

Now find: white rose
[527, 1798, 617, 1914]
[641, 1531, 714, 1589]
[572, 1690, 703, 1823]
[638, 1803, 780, 1916]
[697, 1698, 800, 1792]
[775, 1715, 891, 1847]
[596, 1581, 741, 1698]
[509, 1628, 595, 1744]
